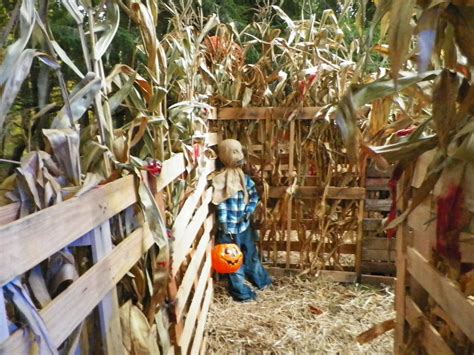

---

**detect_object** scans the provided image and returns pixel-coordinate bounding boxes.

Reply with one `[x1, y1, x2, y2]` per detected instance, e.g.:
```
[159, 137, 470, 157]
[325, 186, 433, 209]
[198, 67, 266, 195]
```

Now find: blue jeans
[216, 226, 272, 301]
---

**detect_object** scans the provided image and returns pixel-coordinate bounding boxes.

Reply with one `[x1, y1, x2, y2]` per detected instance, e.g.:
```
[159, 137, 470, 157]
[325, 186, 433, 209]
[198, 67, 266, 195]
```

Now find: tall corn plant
[195, 2, 374, 270]
[337, 0, 474, 279]
[0, 0, 181, 351]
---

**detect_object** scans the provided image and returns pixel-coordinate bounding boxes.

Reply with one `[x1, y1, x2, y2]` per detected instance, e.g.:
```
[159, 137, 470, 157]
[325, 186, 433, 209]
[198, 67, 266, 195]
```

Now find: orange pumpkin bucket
[211, 243, 243, 274]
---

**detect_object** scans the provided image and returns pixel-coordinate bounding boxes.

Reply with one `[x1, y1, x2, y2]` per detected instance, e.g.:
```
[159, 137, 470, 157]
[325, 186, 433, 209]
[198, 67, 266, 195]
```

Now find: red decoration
[144, 160, 162, 176]
[436, 185, 465, 261]
[395, 127, 416, 137]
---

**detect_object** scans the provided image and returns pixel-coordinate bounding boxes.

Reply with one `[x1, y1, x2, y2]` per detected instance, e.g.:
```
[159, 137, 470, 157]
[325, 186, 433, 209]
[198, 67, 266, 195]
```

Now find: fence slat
[405, 296, 454, 355]
[175, 215, 213, 322]
[0, 226, 153, 352]
[172, 188, 212, 276]
[90, 222, 124, 355]
[460, 233, 474, 263]
[190, 278, 213, 355]
[179, 250, 212, 354]
[0, 289, 8, 342]
[407, 247, 474, 342]
[268, 186, 366, 200]
[172, 174, 208, 239]
[155, 153, 186, 192]
[0, 176, 136, 286]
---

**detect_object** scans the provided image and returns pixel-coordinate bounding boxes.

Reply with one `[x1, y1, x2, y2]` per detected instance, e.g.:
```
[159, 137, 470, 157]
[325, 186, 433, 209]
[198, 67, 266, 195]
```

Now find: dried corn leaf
[388, 0, 416, 78]
[432, 69, 459, 150]
[120, 300, 159, 355]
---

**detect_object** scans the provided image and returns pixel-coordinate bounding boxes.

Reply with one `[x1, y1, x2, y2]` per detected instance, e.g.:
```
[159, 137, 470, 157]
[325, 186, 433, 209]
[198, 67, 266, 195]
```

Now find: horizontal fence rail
[0, 142, 218, 354]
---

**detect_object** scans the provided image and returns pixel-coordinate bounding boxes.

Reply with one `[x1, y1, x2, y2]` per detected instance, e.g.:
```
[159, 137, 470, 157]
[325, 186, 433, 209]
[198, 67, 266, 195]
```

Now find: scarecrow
[212, 139, 272, 302]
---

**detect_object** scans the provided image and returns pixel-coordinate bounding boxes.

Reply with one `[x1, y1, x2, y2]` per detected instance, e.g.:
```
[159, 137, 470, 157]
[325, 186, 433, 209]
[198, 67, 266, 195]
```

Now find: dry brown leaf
[388, 0, 416, 78]
[432, 69, 459, 150]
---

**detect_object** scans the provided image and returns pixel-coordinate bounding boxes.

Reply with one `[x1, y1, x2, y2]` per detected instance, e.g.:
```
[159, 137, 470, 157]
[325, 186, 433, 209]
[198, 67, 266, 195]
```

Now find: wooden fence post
[286, 120, 295, 269]
[90, 222, 124, 355]
[0, 289, 8, 342]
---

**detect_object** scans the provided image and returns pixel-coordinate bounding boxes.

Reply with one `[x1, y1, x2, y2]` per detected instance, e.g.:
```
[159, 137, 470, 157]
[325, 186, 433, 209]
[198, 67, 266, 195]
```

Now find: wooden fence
[0, 133, 217, 354]
[395, 151, 474, 354]
[212, 107, 394, 284]
[361, 164, 396, 276]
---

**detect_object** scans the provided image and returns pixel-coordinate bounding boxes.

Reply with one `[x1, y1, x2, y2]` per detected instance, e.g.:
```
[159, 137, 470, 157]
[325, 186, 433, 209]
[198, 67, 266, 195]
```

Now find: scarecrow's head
[218, 139, 244, 168]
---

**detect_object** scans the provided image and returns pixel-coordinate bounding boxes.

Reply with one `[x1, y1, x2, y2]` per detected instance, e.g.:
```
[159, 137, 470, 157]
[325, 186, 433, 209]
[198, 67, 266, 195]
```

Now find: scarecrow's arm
[244, 177, 259, 216]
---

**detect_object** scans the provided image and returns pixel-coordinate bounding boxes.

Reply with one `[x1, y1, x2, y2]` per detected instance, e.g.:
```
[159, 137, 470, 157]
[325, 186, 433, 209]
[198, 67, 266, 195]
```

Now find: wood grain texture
[268, 186, 366, 200]
[0, 290, 8, 342]
[175, 215, 213, 322]
[155, 153, 186, 192]
[190, 278, 213, 355]
[179, 251, 212, 354]
[407, 247, 474, 342]
[405, 296, 454, 355]
[0, 176, 136, 286]
[90, 222, 124, 355]
[172, 188, 213, 276]
[0, 226, 153, 352]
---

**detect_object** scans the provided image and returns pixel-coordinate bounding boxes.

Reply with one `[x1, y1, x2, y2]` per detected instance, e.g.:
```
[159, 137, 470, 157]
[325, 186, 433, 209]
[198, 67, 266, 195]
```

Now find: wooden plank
[175, 215, 213, 322]
[365, 199, 392, 212]
[268, 186, 366, 200]
[172, 174, 209, 239]
[248, 143, 288, 152]
[190, 278, 213, 355]
[217, 107, 322, 120]
[90, 222, 123, 355]
[319, 270, 357, 283]
[0, 203, 19, 225]
[0, 175, 137, 286]
[395, 219, 409, 354]
[155, 153, 186, 192]
[1, 226, 153, 352]
[172, 188, 212, 276]
[261, 241, 355, 254]
[286, 120, 295, 269]
[361, 274, 395, 286]
[0, 289, 8, 342]
[363, 218, 383, 231]
[179, 251, 212, 354]
[365, 178, 390, 191]
[328, 187, 366, 200]
[361, 261, 396, 275]
[460, 233, 474, 263]
[167, 276, 183, 348]
[205, 132, 219, 146]
[407, 247, 474, 342]
[362, 249, 396, 261]
[405, 296, 454, 355]
[363, 237, 396, 250]
[355, 191, 365, 282]
[199, 336, 208, 355]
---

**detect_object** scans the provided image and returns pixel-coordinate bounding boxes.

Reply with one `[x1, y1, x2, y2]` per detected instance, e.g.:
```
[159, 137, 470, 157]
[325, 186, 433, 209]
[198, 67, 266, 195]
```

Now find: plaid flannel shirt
[216, 175, 259, 234]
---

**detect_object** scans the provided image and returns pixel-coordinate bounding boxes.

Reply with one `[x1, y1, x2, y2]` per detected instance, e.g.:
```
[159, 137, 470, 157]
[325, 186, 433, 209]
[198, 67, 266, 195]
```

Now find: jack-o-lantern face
[211, 243, 243, 274]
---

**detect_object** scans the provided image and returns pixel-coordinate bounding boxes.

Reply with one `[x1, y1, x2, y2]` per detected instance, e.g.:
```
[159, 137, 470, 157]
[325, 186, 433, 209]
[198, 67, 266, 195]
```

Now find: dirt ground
[206, 276, 394, 354]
